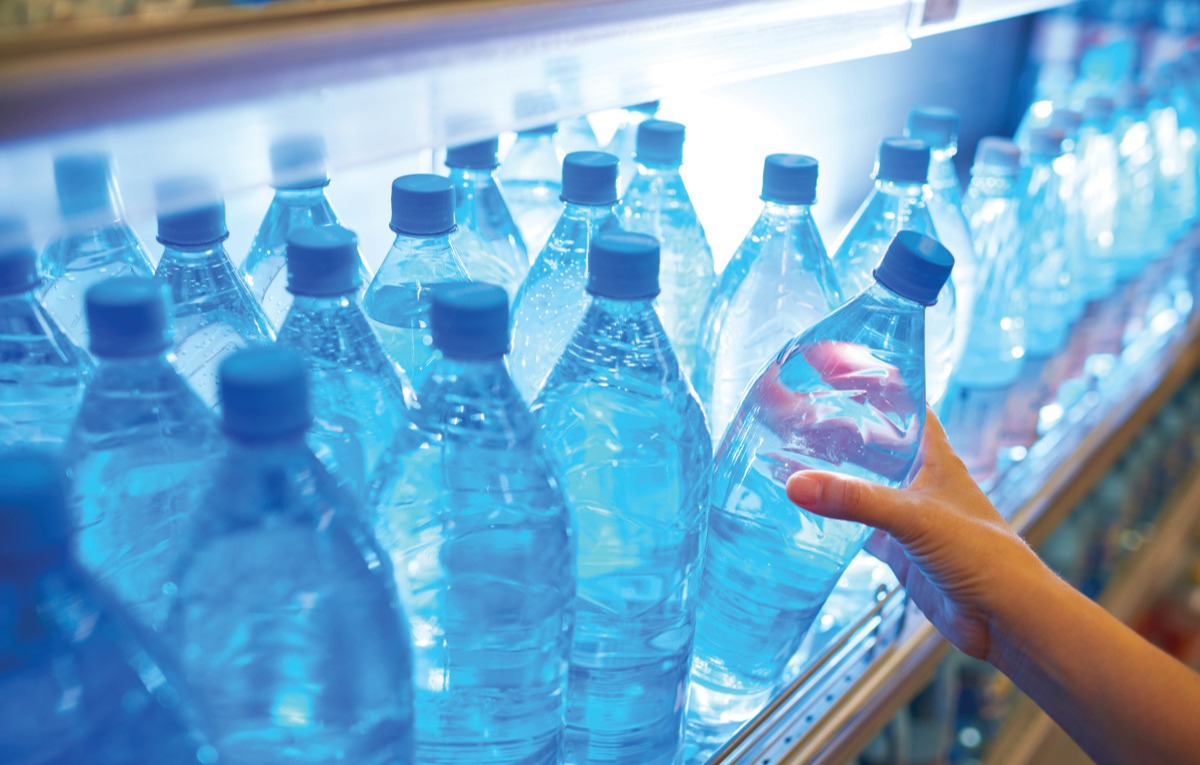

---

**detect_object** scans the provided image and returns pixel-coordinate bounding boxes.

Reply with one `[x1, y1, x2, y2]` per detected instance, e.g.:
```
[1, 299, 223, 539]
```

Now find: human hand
[784, 408, 1050, 663]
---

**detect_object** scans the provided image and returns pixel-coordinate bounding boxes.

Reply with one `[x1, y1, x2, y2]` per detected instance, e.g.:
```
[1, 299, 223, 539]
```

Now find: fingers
[785, 470, 915, 539]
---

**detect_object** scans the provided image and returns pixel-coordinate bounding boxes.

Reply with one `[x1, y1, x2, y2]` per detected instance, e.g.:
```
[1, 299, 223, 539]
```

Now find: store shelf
[706, 252, 1200, 764]
[981, 463, 1200, 765]
[911, 0, 1072, 36]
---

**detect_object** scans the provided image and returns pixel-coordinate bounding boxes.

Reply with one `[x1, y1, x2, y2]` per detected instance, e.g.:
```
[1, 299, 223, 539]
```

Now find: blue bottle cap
[155, 176, 229, 248]
[587, 231, 660, 300]
[971, 137, 1022, 177]
[430, 282, 509, 359]
[1026, 127, 1065, 157]
[54, 153, 120, 221]
[761, 154, 818, 205]
[445, 138, 501, 170]
[0, 216, 40, 296]
[905, 107, 960, 149]
[1083, 95, 1115, 125]
[561, 151, 619, 206]
[86, 277, 173, 358]
[270, 134, 330, 190]
[219, 346, 311, 443]
[286, 225, 361, 297]
[628, 100, 660, 115]
[876, 138, 931, 185]
[873, 230, 955, 307]
[635, 120, 685, 166]
[1049, 108, 1083, 135]
[0, 450, 70, 565]
[390, 174, 457, 236]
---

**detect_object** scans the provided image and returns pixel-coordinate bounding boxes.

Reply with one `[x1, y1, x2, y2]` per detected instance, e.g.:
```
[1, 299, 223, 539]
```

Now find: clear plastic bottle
[152, 176, 275, 408]
[686, 232, 951, 741]
[605, 100, 660, 192]
[830, 137, 958, 410]
[905, 107, 979, 360]
[1048, 107, 1090, 322]
[240, 135, 371, 329]
[1151, 63, 1199, 238]
[66, 277, 220, 631]
[277, 224, 417, 499]
[445, 137, 530, 300]
[955, 137, 1027, 389]
[1074, 96, 1122, 300]
[691, 235, 950, 748]
[0, 450, 217, 765]
[1111, 85, 1163, 279]
[499, 123, 566, 257]
[532, 233, 711, 765]
[0, 217, 92, 447]
[1020, 127, 1076, 360]
[618, 120, 715, 379]
[510, 151, 622, 401]
[694, 154, 843, 442]
[39, 153, 154, 350]
[168, 347, 415, 765]
[370, 283, 574, 765]
[362, 174, 470, 389]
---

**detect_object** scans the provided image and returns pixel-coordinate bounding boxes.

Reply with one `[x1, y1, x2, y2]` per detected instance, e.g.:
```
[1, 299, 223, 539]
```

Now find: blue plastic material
[1027, 127, 1066, 156]
[607, 101, 661, 192]
[54, 153, 119, 220]
[430, 281, 510, 358]
[1049, 107, 1084, 135]
[533, 241, 710, 764]
[1084, 95, 1115, 125]
[391, 174, 457, 235]
[761, 154, 818, 205]
[561, 151, 619, 206]
[635, 120, 685, 166]
[630, 100, 660, 114]
[0, 219, 39, 295]
[876, 137, 931, 184]
[218, 347, 311, 442]
[446, 138, 501, 169]
[972, 137, 1022, 177]
[286, 225, 362, 296]
[498, 122, 565, 256]
[687, 253, 934, 742]
[86, 277, 172, 358]
[447, 152, 530, 300]
[71, 278, 219, 630]
[370, 301, 573, 764]
[586, 231, 660, 299]
[874, 231, 954, 307]
[270, 134, 330, 189]
[0, 451, 216, 765]
[170, 346, 416, 765]
[905, 107, 959, 148]
[155, 177, 229, 248]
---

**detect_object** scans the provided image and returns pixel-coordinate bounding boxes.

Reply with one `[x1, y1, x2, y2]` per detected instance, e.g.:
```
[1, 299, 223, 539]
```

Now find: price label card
[922, 0, 960, 24]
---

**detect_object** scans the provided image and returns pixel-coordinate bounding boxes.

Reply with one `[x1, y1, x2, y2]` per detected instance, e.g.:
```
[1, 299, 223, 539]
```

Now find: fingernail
[786, 473, 822, 507]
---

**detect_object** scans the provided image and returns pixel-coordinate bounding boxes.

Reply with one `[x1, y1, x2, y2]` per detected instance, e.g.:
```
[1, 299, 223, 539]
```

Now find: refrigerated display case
[3, 1, 1198, 764]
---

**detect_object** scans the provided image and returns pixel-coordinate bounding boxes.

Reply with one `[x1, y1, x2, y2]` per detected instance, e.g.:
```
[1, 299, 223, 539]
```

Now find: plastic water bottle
[499, 123, 566, 257]
[153, 176, 274, 408]
[532, 232, 711, 765]
[39, 153, 154, 350]
[0, 217, 92, 447]
[240, 135, 372, 329]
[686, 232, 951, 742]
[618, 120, 715, 378]
[168, 346, 415, 765]
[830, 137, 958, 410]
[955, 137, 1027, 389]
[1112, 85, 1163, 279]
[510, 151, 621, 401]
[1048, 107, 1090, 321]
[1150, 63, 1199, 238]
[694, 154, 843, 442]
[0, 450, 217, 765]
[362, 174, 469, 388]
[370, 282, 574, 764]
[1020, 127, 1076, 360]
[66, 277, 220, 630]
[445, 137, 530, 299]
[277, 224, 416, 499]
[606, 100, 660, 192]
[905, 107, 979, 357]
[1074, 96, 1122, 300]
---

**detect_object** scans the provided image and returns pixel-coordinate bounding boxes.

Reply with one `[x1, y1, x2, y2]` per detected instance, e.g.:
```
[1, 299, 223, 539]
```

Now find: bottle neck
[927, 146, 960, 188]
[390, 230, 455, 249]
[272, 186, 329, 206]
[761, 200, 816, 220]
[448, 167, 498, 190]
[559, 201, 616, 221]
[873, 178, 930, 200]
[288, 293, 358, 314]
[633, 160, 682, 179]
[160, 242, 228, 261]
[94, 352, 175, 377]
[967, 172, 1020, 198]
[859, 280, 927, 315]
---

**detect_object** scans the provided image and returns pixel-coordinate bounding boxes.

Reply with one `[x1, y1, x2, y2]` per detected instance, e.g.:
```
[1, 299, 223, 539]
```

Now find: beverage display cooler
[2, 1, 1198, 764]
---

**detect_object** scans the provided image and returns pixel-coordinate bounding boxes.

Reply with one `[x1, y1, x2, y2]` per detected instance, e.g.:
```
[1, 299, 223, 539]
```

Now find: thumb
[785, 470, 915, 541]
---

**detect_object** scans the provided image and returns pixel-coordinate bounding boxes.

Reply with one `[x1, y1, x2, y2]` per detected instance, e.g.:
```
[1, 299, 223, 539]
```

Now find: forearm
[989, 563, 1200, 765]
